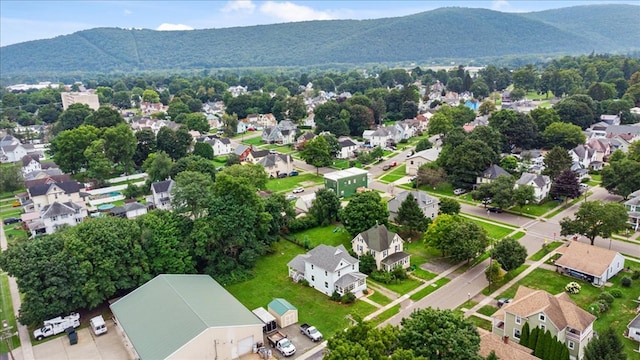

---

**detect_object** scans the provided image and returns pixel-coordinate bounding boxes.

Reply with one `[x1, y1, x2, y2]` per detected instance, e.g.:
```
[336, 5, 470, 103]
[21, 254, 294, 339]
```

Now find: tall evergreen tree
[519, 322, 531, 348]
[533, 330, 545, 358]
[527, 327, 540, 350]
[584, 327, 627, 360]
[395, 193, 431, 235]
[542, 330, 553, 360]
[559, 346, 570, 360]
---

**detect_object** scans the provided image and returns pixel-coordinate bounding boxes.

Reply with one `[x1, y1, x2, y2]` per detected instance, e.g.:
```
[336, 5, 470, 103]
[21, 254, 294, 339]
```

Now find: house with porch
[624, 190, 640, 231]
[262, 120, 298, 145]
[151, 179, 175, 210]
[295, 131, 316, 150]
[492, 286, 596, 360]
[515, 173, 551, 203]
[21, 155, 41, 175]
[337, 138, 359, 159]
[26, 181, 84, 212]
[287, 244, 367, 298]
[257, 154, 294, 178]
[405, 147, 442, 176]
[351, 224, 410, 271]
[199, 136, 232, 156]
[27, 201, 88, 237]
[387, 190, 439, 221]
[554, 241, 625, 286]
[244, 149, 270, 164]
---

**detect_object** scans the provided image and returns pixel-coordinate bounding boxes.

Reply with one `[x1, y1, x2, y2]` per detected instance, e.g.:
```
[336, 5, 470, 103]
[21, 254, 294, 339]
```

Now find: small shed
[252, 307, 277, 334]
[268, 298, 298, 328]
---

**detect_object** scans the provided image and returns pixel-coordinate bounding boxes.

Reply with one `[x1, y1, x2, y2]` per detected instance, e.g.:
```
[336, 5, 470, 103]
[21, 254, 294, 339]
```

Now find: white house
[26, 181, 84, 212]
[515, 173, 551, 203]
[111, 202, 148, 219]
[351, 224, 410, 271]
[200, 136, 232, 156]
[257, 154, 294, 178]
[387, 190, 439, 221]
[294, 193, 316, 214]
[627, 313, 640, 342]
[554, 241, 625, 286]
[624, 190, 640, 231]
[287, 244, 367, 297]
[262, 120, 298, 145]
[21, 155, 41, 175]
[151, 179, 175, 210]
[405, 147, 442, 176]
[477, 164, 511, 186]
[28, 201, 88, 237]
[337, 138, 359, 159]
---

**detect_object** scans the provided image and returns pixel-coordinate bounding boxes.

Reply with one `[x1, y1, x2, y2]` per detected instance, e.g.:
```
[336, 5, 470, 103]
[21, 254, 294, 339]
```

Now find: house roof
[257, 154, 291, 168]
[112, 202, 147, 215]
[268, 298, 297, 315]
[24, 174, 71, 188]
[110, 274, 262, 360]
[628, 313, 640, 330]
[289, 244, 358, 273]
[339, 139, 357, 148]
[334, 272, 367, 288]
[28, 181, 81, 197]
[482, 164, 511, 180]
[381, 251, 410, 265]
[387, 190, 438, 216]
[151, 179, 174, 194]
[355, 224, 400, 252]
[555, 241, 621, 277]
[323, 167, 368, 181]
[625, 197, 640, 207]
[478, 329, 537, 360]
[21, 155, 39, 166]
[407, 147, 441, 162]
[516, 173, 550, 188]
[251, 149, 271, 158]
[41, 201, 83, 219]
[499, 286, 596, 332]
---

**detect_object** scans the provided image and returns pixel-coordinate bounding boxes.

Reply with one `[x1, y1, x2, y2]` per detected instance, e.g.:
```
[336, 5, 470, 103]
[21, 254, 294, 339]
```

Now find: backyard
[288, 224, 351, 248]
[264, 173, 323, 193]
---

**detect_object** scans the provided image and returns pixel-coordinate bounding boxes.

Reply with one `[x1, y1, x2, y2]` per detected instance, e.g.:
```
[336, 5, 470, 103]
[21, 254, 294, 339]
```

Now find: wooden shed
[252, 307, 277, 334]
[268, 298, 298, 328]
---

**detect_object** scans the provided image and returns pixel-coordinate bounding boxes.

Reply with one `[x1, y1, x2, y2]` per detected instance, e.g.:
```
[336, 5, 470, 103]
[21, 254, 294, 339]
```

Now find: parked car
[488, 207, 503, 213]
[289, 170, 299, 176]
[382, 165, 391, 171]
[277, 173, 288, 178]
[390, 161, 397, 167]
[3, 217, 20, 225]
[292, 187, 304, 194]
[453, 188, 466, 195]
[497, 298, 512, 308]
[300, 323, 323, 342]
[285, 194, 298, 201]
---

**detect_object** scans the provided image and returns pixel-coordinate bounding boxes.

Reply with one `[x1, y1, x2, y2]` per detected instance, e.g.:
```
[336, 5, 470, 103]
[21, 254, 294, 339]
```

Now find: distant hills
[1, 4, 639, 76]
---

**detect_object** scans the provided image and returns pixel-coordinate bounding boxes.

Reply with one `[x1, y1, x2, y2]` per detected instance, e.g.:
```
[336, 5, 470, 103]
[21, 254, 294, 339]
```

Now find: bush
[288, 215, 318, 232]
[588, 303, 601, 316]
[330, 291, 341, 302]
[362, 289, 369, 295]
[341, 292, 356, 304]
[370, 270, 395, 284]
[598, 292, 615, 304]
[621, 276, 632, 287]
[597, 300, 610, 313]
[391, 266, 408, 281]
[565, 282, 582, 294]
[610, 289, 623, 298]
[299, 279, 310, 287]
[632, 270, 640, 280]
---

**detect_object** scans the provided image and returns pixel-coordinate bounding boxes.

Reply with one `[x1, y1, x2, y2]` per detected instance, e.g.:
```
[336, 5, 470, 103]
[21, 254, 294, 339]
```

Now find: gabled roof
[478, 329, 537, 360]
[387, 190, 439, 216]
[407, 147, 441, 162]
[339, 139, 357, 148]
[257, 154, 291, 168]
[41, 201, 83, 219]
[111, 275, 262, 360]
[250, 149, 270, 158]
[21, 155, 39, 166]
[28, 181, 81, 197]
[555, 241, 621, 277]
[289, 244, 358, 273]
[151, 179, 174, 194]
[482, 164, 511, 180]
[628, 313, 640, 330]
[355, 224, 401, 252]
[516, 173, 550, 188]
[268, 298, 297, 315]
[499, 286, 595, 332]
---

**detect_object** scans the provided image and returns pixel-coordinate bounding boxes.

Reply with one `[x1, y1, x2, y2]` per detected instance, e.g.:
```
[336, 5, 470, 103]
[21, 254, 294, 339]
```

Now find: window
[410, 161, 414, 165]
[352, 265, 354, 270]
[61, 214, 68, 219]
[540, 324, 546, 331]
[513, 328, 521, 339]
[75, 218, 82, 223]
[539, 314, 546, 322]
[383, 250, 388, 257]
[568, 341, 574, 350]
[51, 216, 57, 221]
[358, 245, 363, 252]
[338, 271, 341, 277]
[324, 282, 328, 288]
[515, 316, 521, 325]
[395, 245, 400, 252]
[311, 275, 315, 281]
[311, 264, 314, 270]
[325, 271, 327, 276]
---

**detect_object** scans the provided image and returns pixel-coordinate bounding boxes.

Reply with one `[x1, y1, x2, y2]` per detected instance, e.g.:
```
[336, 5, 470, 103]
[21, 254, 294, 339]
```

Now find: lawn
[511, 200, 560, 217]
[478, 305, 498, 317]
[495, 267, 640, 357]
[0, 273, 20, 353]
[367, 290, 392, 306]
[264, 144, 296, 154]
[417, 182, 477, 204]
[544, 195, 588, 219]
[265, 173, 323, 192]
[482, 265, 529, 296]
[0, 207, 22, 218]
[378, 165, 407, 183]
[469, 316, 492, 331]
[4, 225, 29, 245]
[289, 224, 351, 248]
[528, 241, 564, 261]
[242, 136, 264, 146]
[409, 278, 450, 301]
[368, 304, 400, 327]
[467, 219, 516, 241]
[370, 277, 423, 295]
[225, 240, 376, 338]
[212, 157, 228, 168]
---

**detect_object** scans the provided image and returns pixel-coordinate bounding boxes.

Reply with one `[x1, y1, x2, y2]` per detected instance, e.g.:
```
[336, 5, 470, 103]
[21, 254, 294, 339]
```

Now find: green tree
[485, 259, 504, 284]
[425, 215, 488, 262]
[529, 107, 561, 132]
[560, 201, 629, 245]
[478, 100, 497, 115]
[554, 99, 595, 129]
[509, 87, 526, 101]
[172, 171, 214, 219]
[193, 142, 214, 160]
[183, 112, 210, 133]
[309, 188, 341, 226]
[513, 185, 536, 213]
[489, 109, 538, 150]
[55, 103, 93, 133]
[398, 308, 481, 360]
[588, 82, 617, 101]
[340, 191, 389, 237]
[416, 163, 447, 189]
[601, 155, 640, 199]
[111, 91, 132, 109]
[427, 112, 453, 136]
[142, 89, 160, 103]
[137, 210, 195, 274]
[325, 319, 400, 360]
[103, 123, 137, 172]
[500, 155, 518, 173]
[143, 152, 174, 183]
[441, 139, 498, 188]
[219, 164, 268, 190]
[50, 125, 100, 174]
[83, 139, 113, 183]
[0, 163, 23, 193]
[370, 146, 384, 160]
[584, 327, 626, 360]
[438, 197, 460, 215]
[543, 146, 573, 180]
[167, 99, 190, 120]
[415, 138, 432, 152]
[37, 103, 62, 124]
[300, 135, 332, 175]
[348, 104, 374, 137]
[542, 122, 586, 149]
[492, 237, 527, 271]
[133, 129, 157, 167]
[170, 155, 216, 180]
[519, 322, 531, 348]
[222, 113, 238, 137]
[395, 193, 431, 236]
[85, 105, 125, 128]
[512, 65, 537, 92]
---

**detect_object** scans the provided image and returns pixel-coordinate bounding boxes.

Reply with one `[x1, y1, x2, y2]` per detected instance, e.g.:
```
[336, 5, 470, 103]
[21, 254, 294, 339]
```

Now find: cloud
[124, 9, 132, 16]
[259, 1, 334, 22]
[156, 23, 194, 31]
[491, 0, 510, 11]
[221, 0, 256, 13]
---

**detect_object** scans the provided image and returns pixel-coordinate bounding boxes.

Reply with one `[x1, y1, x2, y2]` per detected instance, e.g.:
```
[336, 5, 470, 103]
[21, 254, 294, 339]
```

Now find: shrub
[587, 303, 601, 316]
[632, 270, 640, 280]
[341, 292, 356, 304]
[330, 291, 342, 302]
[362, 289, 369, 295]
[288, 215, 318, 232]
[565, 282, 582, 294]
[598, 292, 615, 305]
[391, 266, 408, 281]
[597, 300, 610, 313]
[621, 276, 632, 287]
[370, 270, 395, 284]
[610, 289, 623, 298]
[299, 279, 309, 287]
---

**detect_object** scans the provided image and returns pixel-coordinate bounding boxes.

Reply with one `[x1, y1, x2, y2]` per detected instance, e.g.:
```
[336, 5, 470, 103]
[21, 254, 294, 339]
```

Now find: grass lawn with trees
[0, 274, 20, 353]
[467, 218, 517, 241]
[289, 224, 351, 248]
[496, 267, 640, 357]
[417, 182, 477, 204]
[226, 240, 376, 338]
[511, 200, 560, 217]
[370, 277, 423, 294]
[528, 241, 564, 261]
[265, 173, 323, 192]
[368, 304, 400, 327]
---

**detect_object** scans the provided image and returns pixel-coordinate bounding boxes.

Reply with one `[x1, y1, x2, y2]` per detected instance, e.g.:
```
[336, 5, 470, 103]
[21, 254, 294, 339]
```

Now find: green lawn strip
[265, 174, 323, 192]
[0, 273, 21, 353]
[368, 304, 400, 327]
[226, 240, 376, 338]
[510, 201, 560, 217]
[481, 264, 529, 296]
[495, 268, 640, 357]
[528, 241, 564, 261]
[264, 144, 296, 154]
[511, 231, 526, 240]
[0, 208, 23, 218]
[409, 278, 450, 301]
[466, 218, 515, 241]
[411, 267, 436, 281]
[289, 224, 351, 248]
[370, 277, 422, 295]
[0, 189, 25, 201]
[589, 174, 602, 183]
[378, 165, 407, 183]
[455, 299, 479, 313]
[544, 195, 588, 219]
[460, 212, 519, 229]
[417, 183, 477, 204]
[469, 315, 493, 331]
[366, 291, 392, 306]
[477, 305, 498, 317]
[241, 137, 264, 146]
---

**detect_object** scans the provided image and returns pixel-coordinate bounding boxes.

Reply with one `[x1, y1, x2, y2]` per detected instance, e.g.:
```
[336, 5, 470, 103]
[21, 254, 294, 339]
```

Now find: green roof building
[110, 274, 263, 360]
[268, 298, 298, 328]
[324, 167, 369, 197]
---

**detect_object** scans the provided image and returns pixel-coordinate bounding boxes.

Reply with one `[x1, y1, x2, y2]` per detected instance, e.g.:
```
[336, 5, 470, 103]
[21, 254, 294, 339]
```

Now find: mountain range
[1, 4, 639, 77]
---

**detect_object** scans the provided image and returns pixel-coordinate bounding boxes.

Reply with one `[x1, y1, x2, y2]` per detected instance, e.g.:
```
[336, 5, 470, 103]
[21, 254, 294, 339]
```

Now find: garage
[268, 298, 298, 328]
[237, 336, 254, 356]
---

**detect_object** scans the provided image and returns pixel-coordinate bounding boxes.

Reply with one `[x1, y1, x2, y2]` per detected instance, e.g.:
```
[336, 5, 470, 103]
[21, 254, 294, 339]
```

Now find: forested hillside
[1, 5, 638, 76]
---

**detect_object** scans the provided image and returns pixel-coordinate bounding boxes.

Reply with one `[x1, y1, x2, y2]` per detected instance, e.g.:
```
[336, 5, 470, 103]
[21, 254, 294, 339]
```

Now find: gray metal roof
[381, 251, 410, 265]
[334, 272, 367, 288]
[387, 190, 438, 218]
[110, 274, 262, 360]
[41, 201, 82, 219]
[303, 244, 357, 272]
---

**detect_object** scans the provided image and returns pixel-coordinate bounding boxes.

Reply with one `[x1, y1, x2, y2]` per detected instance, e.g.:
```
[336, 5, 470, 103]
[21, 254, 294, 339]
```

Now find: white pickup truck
[33, 313, 81, 340]
[300, 323, 323, 342]
[267, 331, 296, 357]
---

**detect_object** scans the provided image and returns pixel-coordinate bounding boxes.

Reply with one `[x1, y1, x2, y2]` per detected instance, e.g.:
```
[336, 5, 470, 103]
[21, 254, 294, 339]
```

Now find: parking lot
[262, 324, 322, 360]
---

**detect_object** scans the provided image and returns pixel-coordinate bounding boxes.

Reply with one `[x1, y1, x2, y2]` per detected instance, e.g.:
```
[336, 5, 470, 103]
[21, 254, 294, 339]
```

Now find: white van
[89, 315, 108, 336]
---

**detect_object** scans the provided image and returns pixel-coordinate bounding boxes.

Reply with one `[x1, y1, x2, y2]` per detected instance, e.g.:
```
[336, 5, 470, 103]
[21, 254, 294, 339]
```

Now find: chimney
[503, 335, 509, 344]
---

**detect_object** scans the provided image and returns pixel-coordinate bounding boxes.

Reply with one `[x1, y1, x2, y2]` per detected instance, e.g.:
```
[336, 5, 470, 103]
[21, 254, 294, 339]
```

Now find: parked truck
[90, 315, 108, 336]
[33, 313, 81, 340]
[267, 331, 296, 357]
[300, 323, 323, 342]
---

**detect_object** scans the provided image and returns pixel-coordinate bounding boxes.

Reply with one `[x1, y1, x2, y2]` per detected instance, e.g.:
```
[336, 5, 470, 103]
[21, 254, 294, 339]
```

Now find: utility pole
[0, 323, 18, 360]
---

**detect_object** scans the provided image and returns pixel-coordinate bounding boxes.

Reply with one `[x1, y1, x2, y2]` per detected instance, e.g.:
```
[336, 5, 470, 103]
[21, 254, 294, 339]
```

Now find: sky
[1, 0, 637, 47]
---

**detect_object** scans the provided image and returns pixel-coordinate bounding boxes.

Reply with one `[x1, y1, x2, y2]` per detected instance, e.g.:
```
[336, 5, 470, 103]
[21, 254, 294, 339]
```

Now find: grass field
[409, 278, 450, 301]
[467, 218, 516, 241]
[495, 267, 640, 357]
[528, 241, 564, 261]
[379, 165, 407, 183]
[370, 277, 423, 295]
[241, 137, 264, 146]
[478, 305, 498, 317]
[265, 173, 323, 192]
[512, 200, 560, 217]
[481, 265, 529, 296]
[368, 304, 400, 327]
[544, 195, 588, 219]
[367, 290, 392, 306]
[469, 315, 492, 331]
[0, 274, 21, 353]
[417, 182, 477, 204]
[289, 224, 351, 248]
[226, 240, 376, 338]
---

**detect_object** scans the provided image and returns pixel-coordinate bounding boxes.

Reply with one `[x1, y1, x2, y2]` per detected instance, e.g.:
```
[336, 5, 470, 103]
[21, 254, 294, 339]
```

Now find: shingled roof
[40, 201, 84, 219]
[288, 244, 357, 272]
[554, 241, 620, 277]
[482, 164, 511, 180]
[27, 181, 81, 197]
[355, 224, 400, 252]
[151, 179, 174, 194]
